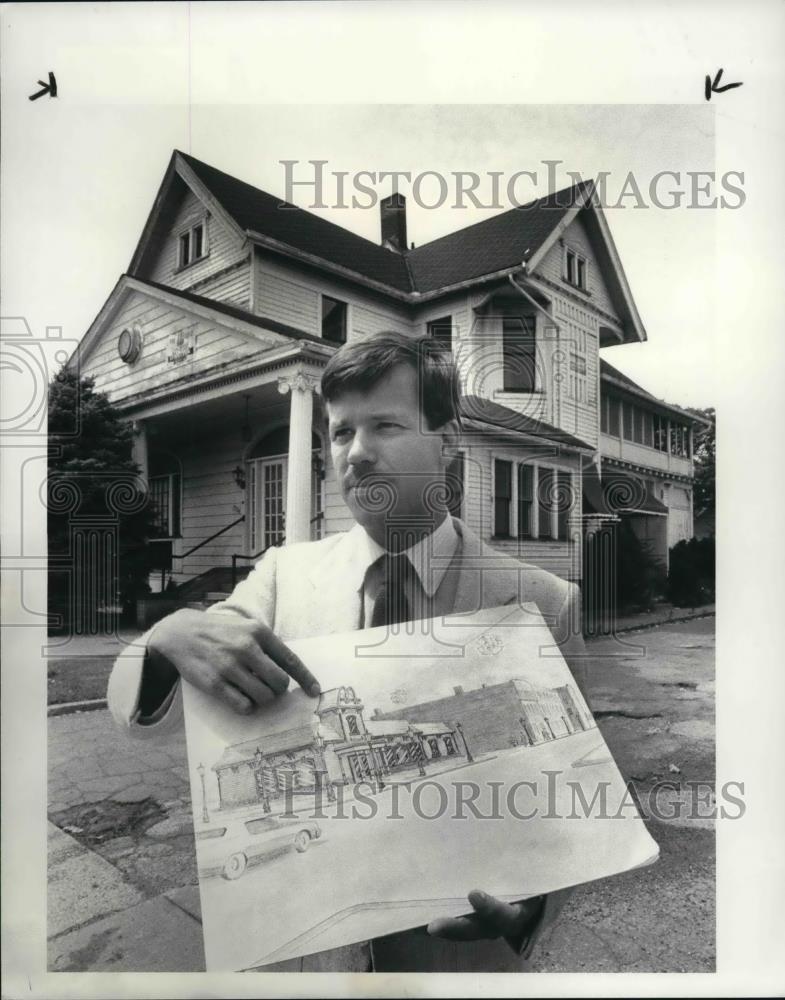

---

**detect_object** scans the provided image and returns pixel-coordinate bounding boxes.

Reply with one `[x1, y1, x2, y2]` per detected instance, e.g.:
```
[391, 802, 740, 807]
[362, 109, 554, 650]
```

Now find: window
[148, 453, 181, 537]
[556, 471, 573, 541]
[608, 397, 621, 436]
[632, 406, 644, 444]
[177, 222, 207, 269]
[502, 316, 536, 392]
[670, 423, 689, 457]
[538, 468, 555, 540]
[654, 413, 668, 452]
[517, 464, 534, 539]
[493, 460, 577, 541]
[321, 295, 347, 344]
[494, 459, 513, 537]
[642, 411, 654, 447]
[622, 401, 633, 440]
[427, 315, 453, 351]
[346, 716, 359, 736]
[564, 247, 588, 290]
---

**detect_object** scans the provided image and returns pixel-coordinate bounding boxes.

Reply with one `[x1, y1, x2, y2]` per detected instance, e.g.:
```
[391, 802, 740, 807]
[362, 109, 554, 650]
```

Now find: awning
[583, 466, 668, 517]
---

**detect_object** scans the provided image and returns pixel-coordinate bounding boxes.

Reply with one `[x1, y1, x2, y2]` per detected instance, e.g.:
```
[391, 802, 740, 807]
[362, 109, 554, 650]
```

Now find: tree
[691, 406, 715, 522]
[48, 369, 157, 633]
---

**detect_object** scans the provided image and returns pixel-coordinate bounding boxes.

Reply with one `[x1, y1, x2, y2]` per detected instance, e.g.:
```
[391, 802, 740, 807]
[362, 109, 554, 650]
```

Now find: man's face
[326, 364, 457, 543]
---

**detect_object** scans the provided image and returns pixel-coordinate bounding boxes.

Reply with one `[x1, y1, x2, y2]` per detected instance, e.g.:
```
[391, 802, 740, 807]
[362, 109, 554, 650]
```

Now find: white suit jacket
[108, 517, 590, 972]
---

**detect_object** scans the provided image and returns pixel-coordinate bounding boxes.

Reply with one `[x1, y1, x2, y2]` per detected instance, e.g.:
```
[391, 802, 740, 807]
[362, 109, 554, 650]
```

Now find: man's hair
[321, 331, 462, 430]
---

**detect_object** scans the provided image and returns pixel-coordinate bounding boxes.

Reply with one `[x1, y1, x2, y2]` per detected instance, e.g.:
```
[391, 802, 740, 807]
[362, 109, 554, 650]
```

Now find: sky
[2, 5, 718, 408]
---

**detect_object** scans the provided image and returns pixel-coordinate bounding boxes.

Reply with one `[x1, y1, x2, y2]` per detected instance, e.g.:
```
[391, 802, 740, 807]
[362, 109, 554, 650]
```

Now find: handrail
[229, 513, 325, 587]
[174, 515, 245, 561]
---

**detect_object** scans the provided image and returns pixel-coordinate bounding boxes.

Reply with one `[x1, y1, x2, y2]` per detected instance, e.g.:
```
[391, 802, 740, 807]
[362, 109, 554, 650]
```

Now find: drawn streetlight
[408, 724, 426, 777]
[455, 721, 474, 763]
[252, 747, 272, 814]
[196, 762, 209, 824]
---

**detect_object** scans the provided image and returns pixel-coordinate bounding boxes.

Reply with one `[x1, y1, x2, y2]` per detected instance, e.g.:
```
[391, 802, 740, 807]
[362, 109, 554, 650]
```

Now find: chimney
[380, 192, 407, 252]
[453, 685, 464, 696]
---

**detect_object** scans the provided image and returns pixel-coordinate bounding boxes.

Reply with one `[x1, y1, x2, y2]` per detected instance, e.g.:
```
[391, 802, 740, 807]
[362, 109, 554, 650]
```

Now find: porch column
[131, 420, 149, 487]
[278, 371, 320, 545]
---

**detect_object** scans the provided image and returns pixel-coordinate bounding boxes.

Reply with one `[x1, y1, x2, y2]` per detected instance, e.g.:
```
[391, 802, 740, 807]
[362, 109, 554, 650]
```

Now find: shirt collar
[352, 514, 459, 597]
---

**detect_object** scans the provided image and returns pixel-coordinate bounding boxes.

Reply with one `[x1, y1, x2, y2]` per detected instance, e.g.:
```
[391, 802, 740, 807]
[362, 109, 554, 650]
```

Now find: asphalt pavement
[47, 613, 716, 973]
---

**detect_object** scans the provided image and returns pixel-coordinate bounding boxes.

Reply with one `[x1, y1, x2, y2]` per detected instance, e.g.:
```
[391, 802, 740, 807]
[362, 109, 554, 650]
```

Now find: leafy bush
[667, 537, 715, 607]
[615, 519, 667, 613]
[48, 369, 157, 633]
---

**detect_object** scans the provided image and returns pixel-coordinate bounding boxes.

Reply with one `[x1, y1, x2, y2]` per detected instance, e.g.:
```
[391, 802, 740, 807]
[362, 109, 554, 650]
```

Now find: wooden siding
[188, 259, 251, 309]
[81, 289, 279, 405]
[254, 252, 414, 340]
[145, 184, 249, 292]
[536, 214, 621, 322]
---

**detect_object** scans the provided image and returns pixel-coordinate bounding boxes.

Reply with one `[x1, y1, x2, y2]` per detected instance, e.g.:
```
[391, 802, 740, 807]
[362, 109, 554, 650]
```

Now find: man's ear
[438, 419, 461, 456]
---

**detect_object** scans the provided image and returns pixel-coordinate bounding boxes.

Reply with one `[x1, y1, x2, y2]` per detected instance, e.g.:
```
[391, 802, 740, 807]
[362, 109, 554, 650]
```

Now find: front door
[247, 452, 324, 553]
[248, 455, 287, 552]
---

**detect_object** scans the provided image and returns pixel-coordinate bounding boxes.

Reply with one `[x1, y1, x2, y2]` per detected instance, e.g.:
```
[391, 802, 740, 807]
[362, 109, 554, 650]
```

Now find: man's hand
[426, 890, 545, 954]
[145, 608, 320, 715]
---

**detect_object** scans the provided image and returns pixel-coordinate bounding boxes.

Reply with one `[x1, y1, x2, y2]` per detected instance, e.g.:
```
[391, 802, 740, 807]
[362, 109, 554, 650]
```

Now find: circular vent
[118, 327, 141, 363]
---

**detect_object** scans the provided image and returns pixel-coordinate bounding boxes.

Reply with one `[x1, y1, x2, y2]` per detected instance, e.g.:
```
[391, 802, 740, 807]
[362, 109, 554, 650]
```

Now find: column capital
[277, 370, 321, 396]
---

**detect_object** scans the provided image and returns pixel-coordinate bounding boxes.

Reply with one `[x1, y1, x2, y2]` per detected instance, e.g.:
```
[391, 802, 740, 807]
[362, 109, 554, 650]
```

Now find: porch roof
[583, 465, 668, 517]
[460, 395, 594, 452]
[214, 723, 317, 769]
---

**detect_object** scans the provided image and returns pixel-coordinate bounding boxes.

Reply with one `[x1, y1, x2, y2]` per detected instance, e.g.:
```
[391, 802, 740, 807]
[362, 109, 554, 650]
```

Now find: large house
[68, 150, 707, 621]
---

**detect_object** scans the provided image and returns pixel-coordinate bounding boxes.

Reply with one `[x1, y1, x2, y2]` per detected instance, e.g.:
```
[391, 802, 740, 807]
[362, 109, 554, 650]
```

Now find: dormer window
[177, 222, 207, 269]
[564, 247, 587, 291]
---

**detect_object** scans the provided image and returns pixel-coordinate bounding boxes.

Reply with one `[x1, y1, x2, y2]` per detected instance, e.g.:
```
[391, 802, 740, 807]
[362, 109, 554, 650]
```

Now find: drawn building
[213, 686, 463, 811]
[375, 677, 596, 757]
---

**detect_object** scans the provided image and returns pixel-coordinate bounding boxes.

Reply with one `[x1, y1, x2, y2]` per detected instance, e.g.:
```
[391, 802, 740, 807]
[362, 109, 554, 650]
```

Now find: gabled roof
[128, 152, 643, 334]
[406, 182, 592, 293]
[600, 359, 711, 425]
[67, 272, 333, 374]
[178, 152, 413, 292]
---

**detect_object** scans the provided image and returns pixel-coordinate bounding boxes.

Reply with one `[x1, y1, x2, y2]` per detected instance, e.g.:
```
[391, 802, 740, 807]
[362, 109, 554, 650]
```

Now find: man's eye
[378, 422, 401, 430]
[332, 428, 352, 442]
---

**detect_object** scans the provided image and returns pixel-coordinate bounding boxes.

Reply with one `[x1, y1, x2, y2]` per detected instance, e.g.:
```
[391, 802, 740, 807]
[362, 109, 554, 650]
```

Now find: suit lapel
[306, 526, 366, 636]
[449, 519, 520, 614]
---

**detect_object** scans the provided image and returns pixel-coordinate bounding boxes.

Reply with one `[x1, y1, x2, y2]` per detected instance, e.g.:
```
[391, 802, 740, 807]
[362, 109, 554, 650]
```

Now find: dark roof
[583, 465, 668, 517]
[128, 274, 327, 346]
[214, 724, 317, 768]
[178, 152, 412, 292]
[407, 182, 592, 293]
[600, 358, 710, 425]
[177, 151, 590, 297]
[461, 394, 593, 451]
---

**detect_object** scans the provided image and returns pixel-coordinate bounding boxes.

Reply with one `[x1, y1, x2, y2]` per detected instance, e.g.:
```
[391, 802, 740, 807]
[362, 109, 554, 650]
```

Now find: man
[109, 331, 589, 972]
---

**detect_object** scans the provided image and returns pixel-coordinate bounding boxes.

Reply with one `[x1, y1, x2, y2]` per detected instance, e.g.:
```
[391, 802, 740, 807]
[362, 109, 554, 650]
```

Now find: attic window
[564, 247, 587, 291]
[321, 295, 347, 344]
[177, 222, 207, 269]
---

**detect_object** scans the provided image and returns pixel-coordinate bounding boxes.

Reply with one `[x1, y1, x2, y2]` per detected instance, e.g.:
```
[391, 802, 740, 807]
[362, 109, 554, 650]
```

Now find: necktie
[370, 553, 416, 627]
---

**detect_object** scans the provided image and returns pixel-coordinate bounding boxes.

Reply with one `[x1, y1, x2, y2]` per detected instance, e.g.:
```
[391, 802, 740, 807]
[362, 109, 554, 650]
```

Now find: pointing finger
[254, 627, 321, 697]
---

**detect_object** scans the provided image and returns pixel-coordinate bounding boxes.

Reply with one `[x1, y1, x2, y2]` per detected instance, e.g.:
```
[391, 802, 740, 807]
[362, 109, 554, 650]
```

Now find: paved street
[47, 614, 716, 972]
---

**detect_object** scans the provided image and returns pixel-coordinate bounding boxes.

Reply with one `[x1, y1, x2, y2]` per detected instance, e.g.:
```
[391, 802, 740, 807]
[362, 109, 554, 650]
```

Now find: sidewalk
[46, 602, 715, 709]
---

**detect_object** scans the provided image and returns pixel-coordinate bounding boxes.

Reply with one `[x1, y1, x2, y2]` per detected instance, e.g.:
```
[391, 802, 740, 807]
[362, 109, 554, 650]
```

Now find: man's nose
[346, 429, 376, 467]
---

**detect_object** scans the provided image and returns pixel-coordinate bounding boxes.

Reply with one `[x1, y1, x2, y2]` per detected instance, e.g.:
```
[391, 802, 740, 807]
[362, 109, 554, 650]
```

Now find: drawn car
[195, 814, 323, 880]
